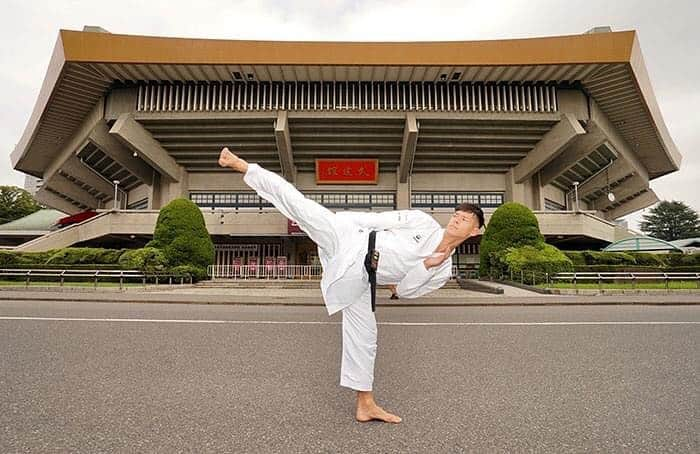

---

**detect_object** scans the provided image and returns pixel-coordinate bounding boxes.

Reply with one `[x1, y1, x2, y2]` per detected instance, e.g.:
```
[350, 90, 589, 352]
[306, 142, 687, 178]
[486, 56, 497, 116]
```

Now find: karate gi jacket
[323, 210, 454, 315]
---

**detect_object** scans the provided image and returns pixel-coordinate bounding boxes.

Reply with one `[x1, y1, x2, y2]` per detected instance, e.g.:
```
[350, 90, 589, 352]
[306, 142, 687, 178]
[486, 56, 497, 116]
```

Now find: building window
[412, 192, 504, 209]
[190, 192, 273, 209]
[190, 192, 395, 210]
[303, 192, 395, 210]
[545, 198, 566, 211]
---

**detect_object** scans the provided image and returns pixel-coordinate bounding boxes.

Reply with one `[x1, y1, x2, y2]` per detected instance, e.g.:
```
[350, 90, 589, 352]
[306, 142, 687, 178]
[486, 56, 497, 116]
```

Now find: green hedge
[574, 264, 700, 273]
[665, 253, 700, 267]
[2, 263, 121, 270]
[0, 250, 59, 266]
[563, 250, 700, 268]
[627, 252, 667, 266]
[479, 202, 544, 276]
[118, 247, 168, 273]
[496, 244, 573, 283]
[46, 248, 126, 265]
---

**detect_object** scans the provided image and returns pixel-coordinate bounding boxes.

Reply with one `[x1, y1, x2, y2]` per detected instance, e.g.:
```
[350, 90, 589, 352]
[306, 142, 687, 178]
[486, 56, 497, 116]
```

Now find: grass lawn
[539, 281, 700, 290]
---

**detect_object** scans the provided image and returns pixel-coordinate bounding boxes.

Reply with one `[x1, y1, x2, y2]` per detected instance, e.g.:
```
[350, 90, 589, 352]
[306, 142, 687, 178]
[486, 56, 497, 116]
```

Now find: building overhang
[12, 29, 681, 182]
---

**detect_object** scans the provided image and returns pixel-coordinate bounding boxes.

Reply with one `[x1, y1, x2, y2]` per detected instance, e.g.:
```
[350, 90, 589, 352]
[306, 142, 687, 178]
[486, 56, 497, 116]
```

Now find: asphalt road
[1, 300, 698, 453]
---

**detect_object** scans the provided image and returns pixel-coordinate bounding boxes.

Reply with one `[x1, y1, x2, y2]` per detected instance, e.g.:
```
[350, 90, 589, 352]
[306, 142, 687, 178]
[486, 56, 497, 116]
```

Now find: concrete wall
[543, 184, 566, 207]
[412, 173, 505, 192]
[127, 184, 150, 206]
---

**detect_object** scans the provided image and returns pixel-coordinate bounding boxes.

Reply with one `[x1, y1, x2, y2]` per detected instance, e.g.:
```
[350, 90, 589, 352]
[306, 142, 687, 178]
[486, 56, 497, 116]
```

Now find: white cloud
[1, 0, 697, 226]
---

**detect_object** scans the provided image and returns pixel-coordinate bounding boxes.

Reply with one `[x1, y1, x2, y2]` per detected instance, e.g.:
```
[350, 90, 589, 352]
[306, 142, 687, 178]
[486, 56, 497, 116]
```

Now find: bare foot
[218, 147, 248, 173]
[356, 402, 402, 424]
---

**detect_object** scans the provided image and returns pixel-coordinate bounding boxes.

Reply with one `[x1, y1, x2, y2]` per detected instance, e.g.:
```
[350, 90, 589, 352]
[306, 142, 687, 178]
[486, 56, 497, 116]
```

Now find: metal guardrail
[0, 269, 193, 289]
[550, 271, 700, 293]
[209, 264, 461, 280]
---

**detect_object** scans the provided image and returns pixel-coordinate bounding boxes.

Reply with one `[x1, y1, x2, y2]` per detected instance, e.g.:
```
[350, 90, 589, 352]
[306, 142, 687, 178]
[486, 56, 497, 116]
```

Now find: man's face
[446, 210, 481, 240]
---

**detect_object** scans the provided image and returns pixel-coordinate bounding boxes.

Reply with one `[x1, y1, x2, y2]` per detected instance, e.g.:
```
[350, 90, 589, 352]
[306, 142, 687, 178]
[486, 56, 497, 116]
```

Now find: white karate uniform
[243, 163, 453, 391]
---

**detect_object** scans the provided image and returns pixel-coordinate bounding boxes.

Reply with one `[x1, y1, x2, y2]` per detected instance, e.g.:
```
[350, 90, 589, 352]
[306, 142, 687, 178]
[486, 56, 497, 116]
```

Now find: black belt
[364, 230, 379, 312]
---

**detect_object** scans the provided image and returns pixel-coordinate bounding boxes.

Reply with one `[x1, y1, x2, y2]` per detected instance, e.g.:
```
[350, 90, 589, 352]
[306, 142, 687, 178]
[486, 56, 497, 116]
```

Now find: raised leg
[220, 148, 341, 256]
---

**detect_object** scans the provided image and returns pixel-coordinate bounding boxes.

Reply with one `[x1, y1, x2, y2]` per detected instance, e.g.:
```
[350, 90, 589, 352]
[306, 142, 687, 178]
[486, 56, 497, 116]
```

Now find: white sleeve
[335, 210, 437, 231]
[395, 259, 452, 299]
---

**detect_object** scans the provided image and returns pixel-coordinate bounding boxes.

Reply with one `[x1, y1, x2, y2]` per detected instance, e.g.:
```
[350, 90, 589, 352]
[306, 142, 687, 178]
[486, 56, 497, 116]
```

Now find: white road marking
[0, 316, 698, 326]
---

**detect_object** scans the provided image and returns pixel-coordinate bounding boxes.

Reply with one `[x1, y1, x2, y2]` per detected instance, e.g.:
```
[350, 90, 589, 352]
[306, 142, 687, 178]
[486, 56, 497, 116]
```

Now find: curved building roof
[12, 28, 681, 181]
[603, 235, 683, 252]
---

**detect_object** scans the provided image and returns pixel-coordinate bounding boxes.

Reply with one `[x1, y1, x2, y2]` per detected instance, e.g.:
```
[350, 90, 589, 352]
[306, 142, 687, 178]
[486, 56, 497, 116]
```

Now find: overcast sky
[1, 0, 697, 229]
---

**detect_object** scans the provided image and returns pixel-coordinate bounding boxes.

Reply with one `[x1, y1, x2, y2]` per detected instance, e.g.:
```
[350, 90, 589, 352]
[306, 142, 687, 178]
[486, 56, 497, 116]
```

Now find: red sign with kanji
[315, 159, 378, 184]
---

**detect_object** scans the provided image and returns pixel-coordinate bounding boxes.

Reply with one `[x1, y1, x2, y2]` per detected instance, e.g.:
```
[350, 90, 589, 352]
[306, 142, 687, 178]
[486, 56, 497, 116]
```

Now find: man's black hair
[455, 203, 485, 229]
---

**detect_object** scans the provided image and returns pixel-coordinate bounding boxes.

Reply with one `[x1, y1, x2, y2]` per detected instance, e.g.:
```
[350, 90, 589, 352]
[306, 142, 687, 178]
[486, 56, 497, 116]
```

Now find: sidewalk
[1, 286, 699, 306]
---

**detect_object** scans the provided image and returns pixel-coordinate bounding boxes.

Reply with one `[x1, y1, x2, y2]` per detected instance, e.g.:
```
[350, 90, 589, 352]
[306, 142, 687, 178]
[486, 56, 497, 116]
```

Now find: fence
[550, 272, 700, 293]
[209, 264, 461, 280]
[0, 269, 193, 289]
[209, 264, 323, 280]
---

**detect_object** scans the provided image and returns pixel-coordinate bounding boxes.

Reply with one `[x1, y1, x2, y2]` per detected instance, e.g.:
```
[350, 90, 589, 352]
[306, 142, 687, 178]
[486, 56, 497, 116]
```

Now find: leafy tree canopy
[0, 186, 41, 225]
[640, 200, 700, 241]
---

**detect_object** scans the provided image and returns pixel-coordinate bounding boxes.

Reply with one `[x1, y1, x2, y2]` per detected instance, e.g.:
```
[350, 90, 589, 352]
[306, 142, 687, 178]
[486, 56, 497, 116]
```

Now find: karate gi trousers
[243, 163, 377, 391]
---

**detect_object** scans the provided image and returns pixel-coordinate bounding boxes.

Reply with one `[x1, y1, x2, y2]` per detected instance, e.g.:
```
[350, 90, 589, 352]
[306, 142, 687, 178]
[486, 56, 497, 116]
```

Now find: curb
[1, 291, 699, 307]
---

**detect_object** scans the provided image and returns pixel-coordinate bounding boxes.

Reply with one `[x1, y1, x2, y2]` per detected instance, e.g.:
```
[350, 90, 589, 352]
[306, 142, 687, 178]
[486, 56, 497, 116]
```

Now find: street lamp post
[113, 180, 120, 210]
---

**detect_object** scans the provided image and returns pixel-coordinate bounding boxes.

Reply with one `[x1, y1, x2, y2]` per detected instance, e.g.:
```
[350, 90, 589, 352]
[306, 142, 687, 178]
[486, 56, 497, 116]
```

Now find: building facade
[10, 27, 683, 273]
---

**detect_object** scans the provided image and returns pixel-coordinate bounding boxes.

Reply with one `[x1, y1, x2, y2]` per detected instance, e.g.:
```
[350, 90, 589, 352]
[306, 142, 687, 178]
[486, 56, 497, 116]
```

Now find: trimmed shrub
[563, 251, 586, 266]
[118, 247, 168, 273]
[479, 202, 544, 277]
[0, 250, 19, 266]
[0, 250, 59, 266]
[169, 264, 208, 282]
[628, 252, 666, 267]
[46, 248, 126, 265]
[665, 252, 700, 267]
[498, 244, 573, 283]
[581, 251, 637, 266]
[147, 198, 214, 272]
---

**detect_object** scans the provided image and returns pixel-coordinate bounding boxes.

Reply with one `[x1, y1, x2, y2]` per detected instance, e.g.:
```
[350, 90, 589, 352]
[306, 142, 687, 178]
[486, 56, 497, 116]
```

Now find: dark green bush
[118, 247, 168, 273]
[665, 253, 700, 267]
[497, 244, 573, 283]
[563, 251, 586, 266]
[147, 198, 214, 272]
[46, 248, 126, 265]
[627, 252, 666, 267]
[479, 202, 544, 277]
[169, 264, 208, 282]
[574, 265, 659, 273]
[3, 263, 121, 270]
[0, 250, 59, 266]
[582, 251, 637, 266]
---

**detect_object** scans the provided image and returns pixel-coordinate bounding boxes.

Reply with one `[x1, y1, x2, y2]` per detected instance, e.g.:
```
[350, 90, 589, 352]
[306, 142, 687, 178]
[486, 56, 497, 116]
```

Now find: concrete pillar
[505, 169, 526, 205]
[148, 172, 162, 209]
[531, 172, 545, 211]
[396, 166, 411, 209]
[156, 167, 189, 207]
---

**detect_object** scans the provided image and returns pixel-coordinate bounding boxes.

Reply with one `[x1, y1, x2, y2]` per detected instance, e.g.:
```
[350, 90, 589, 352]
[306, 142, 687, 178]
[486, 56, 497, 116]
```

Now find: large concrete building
[10, 27, 682, 274]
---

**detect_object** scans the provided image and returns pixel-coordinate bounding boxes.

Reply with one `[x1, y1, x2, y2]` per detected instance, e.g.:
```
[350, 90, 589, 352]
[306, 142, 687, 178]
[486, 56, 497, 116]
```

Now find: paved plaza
[1, 298, 698, 453]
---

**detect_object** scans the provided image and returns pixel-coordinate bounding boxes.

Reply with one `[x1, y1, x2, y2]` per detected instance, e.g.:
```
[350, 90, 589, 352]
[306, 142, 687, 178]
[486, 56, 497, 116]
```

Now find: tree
[0, 186, 41, 224]
[640, 200, 700, 241]
[479, 202, 544, 275]
[147, 198, 214, 280]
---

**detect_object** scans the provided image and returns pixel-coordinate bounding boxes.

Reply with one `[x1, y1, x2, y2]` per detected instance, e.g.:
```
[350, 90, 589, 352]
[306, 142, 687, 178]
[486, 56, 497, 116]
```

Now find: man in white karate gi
[218, 147, 484, 424]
